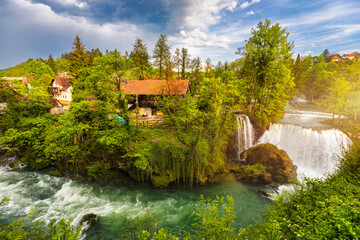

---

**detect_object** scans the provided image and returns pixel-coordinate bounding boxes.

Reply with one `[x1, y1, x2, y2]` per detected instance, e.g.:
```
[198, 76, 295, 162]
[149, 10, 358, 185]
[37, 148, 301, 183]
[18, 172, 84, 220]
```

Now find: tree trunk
[259, 74, 267, 113]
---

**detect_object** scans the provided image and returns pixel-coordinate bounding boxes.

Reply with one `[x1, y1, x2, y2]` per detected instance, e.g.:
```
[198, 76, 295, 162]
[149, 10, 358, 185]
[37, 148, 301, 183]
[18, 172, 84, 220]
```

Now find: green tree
[322, 48, 331, 62]
[173, 48, 181, 79]
[180, 48, 190, 79]
[193, 195, 236, 239]
[54, 57, 70, 74]
[92, 50, 130, 91]
[322, 76, 350, 121]
[241, 19, 294, 122]
[68, 35, 90, 84]
[22, 60, 55, 79]
[204, 58, 213, 78]
[46, 54, 56, 74]
[153, 34, 171, 79]
[130, 38, 150, 79]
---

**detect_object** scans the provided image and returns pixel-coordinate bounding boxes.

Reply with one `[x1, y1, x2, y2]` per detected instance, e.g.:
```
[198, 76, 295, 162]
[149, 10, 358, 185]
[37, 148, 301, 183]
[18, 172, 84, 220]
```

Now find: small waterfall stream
[236, 115, 254, 159]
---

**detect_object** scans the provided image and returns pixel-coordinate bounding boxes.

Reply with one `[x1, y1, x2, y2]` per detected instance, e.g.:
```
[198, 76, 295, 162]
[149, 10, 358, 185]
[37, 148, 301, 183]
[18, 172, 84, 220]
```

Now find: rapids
[0, 167, 269, 239]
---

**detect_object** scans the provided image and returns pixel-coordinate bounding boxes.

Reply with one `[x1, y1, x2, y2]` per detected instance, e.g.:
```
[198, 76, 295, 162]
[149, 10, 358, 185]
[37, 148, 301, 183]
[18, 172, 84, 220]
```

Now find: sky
[0, 0, 359, 69]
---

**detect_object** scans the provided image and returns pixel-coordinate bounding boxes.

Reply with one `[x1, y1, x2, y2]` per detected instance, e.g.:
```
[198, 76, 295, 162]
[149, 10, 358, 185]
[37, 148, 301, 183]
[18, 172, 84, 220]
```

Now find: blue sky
[0, 0, 359, 69]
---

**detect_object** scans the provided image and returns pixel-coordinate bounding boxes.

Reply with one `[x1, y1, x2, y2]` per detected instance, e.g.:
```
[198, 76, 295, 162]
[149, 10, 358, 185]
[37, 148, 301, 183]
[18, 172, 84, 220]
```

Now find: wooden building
[122, 79, 190, 116]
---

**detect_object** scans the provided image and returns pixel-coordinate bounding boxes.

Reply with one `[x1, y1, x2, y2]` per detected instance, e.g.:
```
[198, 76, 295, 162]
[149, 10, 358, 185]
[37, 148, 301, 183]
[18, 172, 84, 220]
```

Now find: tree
[190, 57, 201, 74]
[68, 35, 90, 84]
[322, 48, 331, 62]
[22, 60, 55, 79]
[130, 38, 150, 79]
[55, 57, 70, 75]
[46, 54, 56, 74]
[204, 58, 213, 78]
[153, 34, 171, 79]
[180, 47, 190, 79]
[173, 48, 181, 79]
[321, 76, 350, 121]
[241, 19, 294, 122]
[93, 50, 129, 91]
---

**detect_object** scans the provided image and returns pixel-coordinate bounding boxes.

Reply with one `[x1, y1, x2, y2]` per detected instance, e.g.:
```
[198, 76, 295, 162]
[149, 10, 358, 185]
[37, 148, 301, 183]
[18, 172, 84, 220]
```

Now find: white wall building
[49, 76, 73, 102]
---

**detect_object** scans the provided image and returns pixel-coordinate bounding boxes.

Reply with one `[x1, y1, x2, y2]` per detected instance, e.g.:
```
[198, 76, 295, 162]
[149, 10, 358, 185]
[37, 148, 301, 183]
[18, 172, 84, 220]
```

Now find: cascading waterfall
[236, 115, 254, 159]
[258, 123, 352, 178]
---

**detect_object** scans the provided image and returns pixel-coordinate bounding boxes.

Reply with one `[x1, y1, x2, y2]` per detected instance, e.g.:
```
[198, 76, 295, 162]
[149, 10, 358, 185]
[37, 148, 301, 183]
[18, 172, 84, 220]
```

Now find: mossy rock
[234, 164, 271, 184]
[49, 171, 63, 177]
[151, 171, 176, 188]
[240, 143, 297, 184]
[81, 213, 98, 230]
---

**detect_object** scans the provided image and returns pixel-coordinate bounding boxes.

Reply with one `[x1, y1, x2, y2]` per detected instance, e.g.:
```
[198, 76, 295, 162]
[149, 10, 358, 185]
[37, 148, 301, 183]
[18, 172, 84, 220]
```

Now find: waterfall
[258, 123, 352, 178]
[236, 115, 254, 159]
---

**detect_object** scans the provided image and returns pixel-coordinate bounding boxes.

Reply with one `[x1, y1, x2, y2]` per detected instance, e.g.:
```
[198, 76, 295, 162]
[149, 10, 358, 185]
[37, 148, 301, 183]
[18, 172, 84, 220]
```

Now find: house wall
[53, 86, 73, 102]
[139, 107, 152, 117]
[50, 107, 64, 115]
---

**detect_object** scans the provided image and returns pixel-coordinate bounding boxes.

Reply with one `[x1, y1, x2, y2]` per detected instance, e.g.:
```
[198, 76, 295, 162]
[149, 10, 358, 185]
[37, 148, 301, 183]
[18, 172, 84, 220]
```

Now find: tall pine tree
[46, 54, 56, 75]
[173, 48, 181, 79]
[153, 34, 171, 79]
[68, 35, 90, 83]
[181, 47, 190, 79]
[130, 38, 150, 79]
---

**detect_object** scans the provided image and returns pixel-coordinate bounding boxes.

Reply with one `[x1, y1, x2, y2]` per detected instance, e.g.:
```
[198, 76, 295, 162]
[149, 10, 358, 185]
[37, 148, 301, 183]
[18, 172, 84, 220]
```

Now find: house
[1, 76, 35, 88]
[122, 79, 190, 116]
[342, 53, 358, 61]
[48, 98, 65, 115]
[49, 76, 73, 102]
[330, 54, 341, 62]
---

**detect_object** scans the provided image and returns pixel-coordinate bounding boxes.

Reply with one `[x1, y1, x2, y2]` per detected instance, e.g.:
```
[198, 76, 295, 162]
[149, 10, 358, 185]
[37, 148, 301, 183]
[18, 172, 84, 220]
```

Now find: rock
[8, 162, 16, 169]
[257, 189, 270, 198]
[82, 213, 98, 230]
[49, 171, 63, 177]
[234, 164, 272, 184]
[240, 143, 297, 184]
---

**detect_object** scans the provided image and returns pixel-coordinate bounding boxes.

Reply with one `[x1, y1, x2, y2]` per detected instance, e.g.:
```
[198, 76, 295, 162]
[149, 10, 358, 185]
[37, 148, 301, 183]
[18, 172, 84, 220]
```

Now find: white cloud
[166, 0, 241, 58]
[247, 10, 255, 15]
[53, 0, 88, 9]
[275, 2, 360, 55]
[281, 3, 359, 27]
[240, 0, 260, 9]
[172, 0, 239, 31]
[0, 0, 157, 68]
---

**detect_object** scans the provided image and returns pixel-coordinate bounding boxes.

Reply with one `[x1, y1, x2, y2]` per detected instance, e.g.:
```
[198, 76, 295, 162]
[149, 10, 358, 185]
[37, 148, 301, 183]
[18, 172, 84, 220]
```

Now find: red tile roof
[344, 53, 357, 57]
[52, 76, 71, 91]
[123, 80, 190, 95]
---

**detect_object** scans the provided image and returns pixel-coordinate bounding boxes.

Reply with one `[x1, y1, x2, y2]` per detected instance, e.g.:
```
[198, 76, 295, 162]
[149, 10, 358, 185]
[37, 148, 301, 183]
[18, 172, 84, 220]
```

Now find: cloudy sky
[0, 0, 359, 69]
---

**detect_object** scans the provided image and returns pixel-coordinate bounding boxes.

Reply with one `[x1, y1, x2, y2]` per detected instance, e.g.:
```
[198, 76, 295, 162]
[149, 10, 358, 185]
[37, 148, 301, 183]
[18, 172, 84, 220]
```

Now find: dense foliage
[0, 202, 80, 240]
[293, 54, 360, 123]
[240, 19, 294, 124]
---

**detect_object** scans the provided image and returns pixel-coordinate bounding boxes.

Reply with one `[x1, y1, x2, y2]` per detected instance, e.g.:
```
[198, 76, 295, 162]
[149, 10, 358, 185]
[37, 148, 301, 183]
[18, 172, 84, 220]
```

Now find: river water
[0, 167, 269, 239]
[0, 105, 352, 239]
